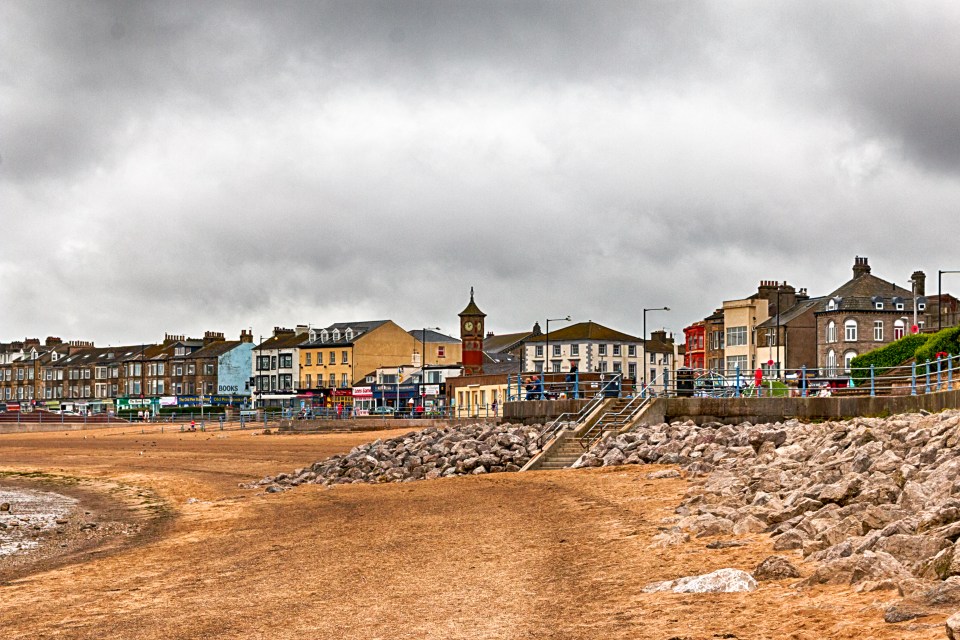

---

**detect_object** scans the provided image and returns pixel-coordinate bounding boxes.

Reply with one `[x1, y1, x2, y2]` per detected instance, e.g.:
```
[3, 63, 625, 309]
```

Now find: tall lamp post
[939, 270, 960, 331]
[643, 307, 670, 386]
[544, 316, 572, 377]
[419, 327, 441, 409]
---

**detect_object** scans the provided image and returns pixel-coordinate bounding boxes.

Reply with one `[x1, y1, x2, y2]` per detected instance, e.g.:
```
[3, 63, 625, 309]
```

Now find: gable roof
[525, 321, 640, 343]
[756, 297, 823, 328]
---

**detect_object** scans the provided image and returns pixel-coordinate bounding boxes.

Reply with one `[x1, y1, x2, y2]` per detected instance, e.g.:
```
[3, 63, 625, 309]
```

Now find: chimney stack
[240, 329, 254, 343]
[203, 331, 225, 346]
[911, 270, 926, 296]
[853, 256, 871, 278]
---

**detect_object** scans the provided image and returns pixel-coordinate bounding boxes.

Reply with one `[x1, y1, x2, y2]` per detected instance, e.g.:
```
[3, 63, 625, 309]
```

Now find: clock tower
[459, 287, 486, 376]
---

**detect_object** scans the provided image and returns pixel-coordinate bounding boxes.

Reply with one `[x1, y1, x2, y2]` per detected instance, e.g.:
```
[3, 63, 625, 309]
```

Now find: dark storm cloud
[1, 1, 960, 344]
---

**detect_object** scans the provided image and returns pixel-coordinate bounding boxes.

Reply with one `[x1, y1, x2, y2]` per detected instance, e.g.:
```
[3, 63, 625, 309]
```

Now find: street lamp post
[419, 327, 441, 409]
[544, 316, 572, 378]
[643, 307, 670, 388]
[939, 270, 960, 331]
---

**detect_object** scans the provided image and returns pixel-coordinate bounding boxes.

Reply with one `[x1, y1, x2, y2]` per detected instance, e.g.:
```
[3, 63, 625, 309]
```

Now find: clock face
[476, 322, 482, 333]
[464, 321, 474, 331]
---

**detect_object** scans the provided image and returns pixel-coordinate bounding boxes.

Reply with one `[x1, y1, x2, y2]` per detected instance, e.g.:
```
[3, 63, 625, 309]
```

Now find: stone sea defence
[578, 409, 960, 621]
[250, 423, 543, 490]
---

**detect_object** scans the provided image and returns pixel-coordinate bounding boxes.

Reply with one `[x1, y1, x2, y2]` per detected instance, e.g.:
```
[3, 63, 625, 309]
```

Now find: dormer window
[309, 329, 317, 342]
[320, 329, 329, 343]
[918, 296, 927, 312]
[875, 302, 884, 310]
[332, 329, 341, 341]
[344, 329, 354, 341]
[827, 299, 837, 311]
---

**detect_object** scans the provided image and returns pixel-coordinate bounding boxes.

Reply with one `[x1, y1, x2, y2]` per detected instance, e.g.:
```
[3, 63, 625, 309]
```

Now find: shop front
[372, 383, 419, 414]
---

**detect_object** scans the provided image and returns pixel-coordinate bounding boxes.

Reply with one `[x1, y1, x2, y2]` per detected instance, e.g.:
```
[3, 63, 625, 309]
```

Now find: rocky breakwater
[250, 423, 544, 490]
[577, 410, 960, 618]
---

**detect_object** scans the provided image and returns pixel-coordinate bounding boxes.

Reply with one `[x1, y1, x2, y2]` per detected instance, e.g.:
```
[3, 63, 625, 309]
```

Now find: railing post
[937, 357, 943, 391]
[912, 362, 917, 396]
[950, 356, 955, 390]
[735, 365, 741, 397]
[801, 365, 807, 397]
[870, 364, 875, 397]
[926, 360, 932, 394]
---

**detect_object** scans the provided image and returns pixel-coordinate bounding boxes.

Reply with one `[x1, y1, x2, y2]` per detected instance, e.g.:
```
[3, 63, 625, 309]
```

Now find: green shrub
[850, 333, 930, 385]
[914, 326, 960, 363]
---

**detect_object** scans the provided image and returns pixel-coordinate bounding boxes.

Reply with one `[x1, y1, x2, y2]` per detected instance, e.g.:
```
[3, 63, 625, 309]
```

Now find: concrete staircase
[536, 431, 588, 470]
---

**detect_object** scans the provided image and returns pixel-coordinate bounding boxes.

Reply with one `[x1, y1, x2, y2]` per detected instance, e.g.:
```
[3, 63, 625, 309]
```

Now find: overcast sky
[3, 1, 960, 346]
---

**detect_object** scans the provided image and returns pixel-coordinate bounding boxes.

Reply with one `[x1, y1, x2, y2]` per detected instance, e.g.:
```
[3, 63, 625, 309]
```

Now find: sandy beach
[0, 425, 946, 639]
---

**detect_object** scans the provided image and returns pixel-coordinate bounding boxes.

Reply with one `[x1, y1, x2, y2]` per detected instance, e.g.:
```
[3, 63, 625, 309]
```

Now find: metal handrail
[537, 373, 623, 446]
[579, 394, 649, 449]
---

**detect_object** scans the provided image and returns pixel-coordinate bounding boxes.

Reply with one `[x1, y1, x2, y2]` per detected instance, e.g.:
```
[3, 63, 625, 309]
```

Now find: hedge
[850, 333, 930, 385]
[914, 326, 960, 363]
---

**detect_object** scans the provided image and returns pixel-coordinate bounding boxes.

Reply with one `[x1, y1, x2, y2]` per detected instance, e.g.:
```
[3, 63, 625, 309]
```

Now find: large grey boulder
[643, 568, 758, 594]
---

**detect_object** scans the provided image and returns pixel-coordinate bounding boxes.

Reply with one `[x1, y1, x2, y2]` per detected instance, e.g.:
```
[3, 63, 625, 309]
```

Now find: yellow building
[446, 373, 511, 417]
[409, 329, 462, 370]
[722, 291, 770, 375]
[299, 320, 415, 389]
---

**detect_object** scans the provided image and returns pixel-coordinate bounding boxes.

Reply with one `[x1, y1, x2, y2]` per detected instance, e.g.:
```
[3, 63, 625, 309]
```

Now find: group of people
[523, 365, 582, 400]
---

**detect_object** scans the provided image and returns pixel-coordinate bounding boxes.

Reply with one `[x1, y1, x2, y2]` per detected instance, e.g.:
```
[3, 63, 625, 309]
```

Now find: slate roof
[524, 321, 641, 343]
[756, 297, 823, 328]
[483, 331, 534, 354]
[189, 340, 243, 359]
[257, 331, 312, 350]
[303, 320, 390, 348]
[816, 273, 916, 313]
[409, 329, 459, 344]
[482, 351, 522, 375]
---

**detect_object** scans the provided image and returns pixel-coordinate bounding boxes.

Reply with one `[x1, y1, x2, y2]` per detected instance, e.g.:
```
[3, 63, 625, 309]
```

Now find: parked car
[370, 406, 395, 415]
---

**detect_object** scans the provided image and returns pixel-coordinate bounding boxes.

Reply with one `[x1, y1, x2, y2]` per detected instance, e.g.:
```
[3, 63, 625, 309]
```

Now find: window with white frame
[827, 320, 837, 343]
[844, 351, 857, 373]
[896, 302, 905, 311]
[598, 361, 608, 373]
[613, 344, 621, 356]
[598, 344, 607, 356]
[874, 321, 883, 341]
[552, 344, 561, 357]
[535, 345, 543, 357]
[552, 362, 561, 373]
[844, 319, 858, 341]
[894, 319, 905, 340]
[627, 345, 636, 357]
[628, 363, 637, 379]
[726, 326, 748, 346]
[570, 344, 579, 356]
[826, 349, 837, 376]
[725, 355, 748, 374]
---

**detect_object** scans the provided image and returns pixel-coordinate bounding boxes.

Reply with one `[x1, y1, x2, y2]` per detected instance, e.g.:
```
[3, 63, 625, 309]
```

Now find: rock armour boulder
[249, 423, 544, 489]
[580, 409, 960, 596]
